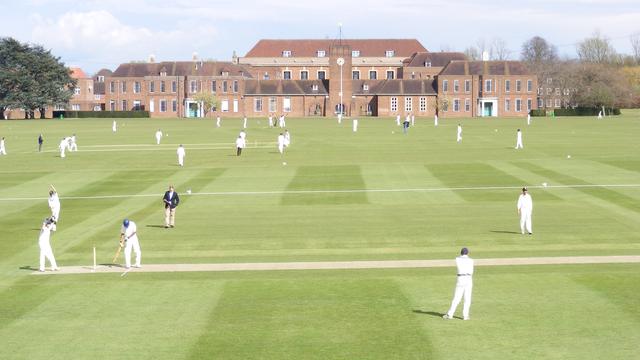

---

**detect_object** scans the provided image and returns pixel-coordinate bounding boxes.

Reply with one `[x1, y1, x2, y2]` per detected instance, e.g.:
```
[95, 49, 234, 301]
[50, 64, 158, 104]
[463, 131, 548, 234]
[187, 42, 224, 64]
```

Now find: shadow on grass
[146, 224, 167, 228]
[490, 230, 520, 234]
[412, 310, 446, 318]
[19, 265, 37, 271]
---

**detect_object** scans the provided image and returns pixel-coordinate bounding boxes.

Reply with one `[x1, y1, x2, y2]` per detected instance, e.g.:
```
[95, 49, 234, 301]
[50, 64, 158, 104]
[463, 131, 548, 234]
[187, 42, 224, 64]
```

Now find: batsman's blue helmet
[123, 219, 130, 227]
[461, 247, 469, 255]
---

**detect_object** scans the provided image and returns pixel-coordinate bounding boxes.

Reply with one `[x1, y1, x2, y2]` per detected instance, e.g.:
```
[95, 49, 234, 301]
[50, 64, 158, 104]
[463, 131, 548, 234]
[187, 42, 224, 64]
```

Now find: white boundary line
[1, 184, 639, 202]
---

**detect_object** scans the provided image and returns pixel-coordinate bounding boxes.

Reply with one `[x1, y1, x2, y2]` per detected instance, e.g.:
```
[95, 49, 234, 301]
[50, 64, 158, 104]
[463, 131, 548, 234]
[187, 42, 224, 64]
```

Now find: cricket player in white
[0, 137, 6, 155]
[456, 124, 462, 142]
[443, 247, 474, 320]
[216, 116, 221, 128]
[411, 114, 415, 127]
[434, 114, 438, 126]
[59, 138, 67, 158]
[395, 114, 401, 126]
[235, 136, 246, 156]
[239, 129, 246, 141]
[515, 129, 524, 149]
[279, 114, 286, 128]
[277, 133, 285, 154]
[177, 144, 186, 166]
[112, 120, 117, 132]
[352, 118, 358, 132]
[69, 134, 78, 151]
[527, 112, 531, 125]
[517, 187, 533, 235]
[268, 114, 273, 127]
[243, 116, 248, 129]
[48, 187, 60, 231]
[155, 129, 163, 144]
[38, 218, 59, 272]
[337, 113, 342, 124]
[120, 219, 141, 268]
[283, 130, 291, 147]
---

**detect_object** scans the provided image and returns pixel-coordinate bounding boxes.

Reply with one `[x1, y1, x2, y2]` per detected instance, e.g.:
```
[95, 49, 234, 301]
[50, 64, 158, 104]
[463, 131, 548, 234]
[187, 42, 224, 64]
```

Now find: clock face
[336, 57, 345, 66]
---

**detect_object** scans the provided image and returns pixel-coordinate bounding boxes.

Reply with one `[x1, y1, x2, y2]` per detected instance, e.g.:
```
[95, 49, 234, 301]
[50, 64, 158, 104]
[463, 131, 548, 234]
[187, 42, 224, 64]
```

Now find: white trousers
[50, 207, 60, 231]
[178, 155, 184, 166]
[39, 240, 58, 271]
[278, 144, 284, 154]
[70, 143, 78, 151]
[353, 120, 358, 132]
[156, 136, 161, 145]
[0, 146, 6, 155]
[216, 118, 221, 127]
[447, 277, 472, 319]
[124, 236, 141, 268]
[457, 134, 462, 142]
[515, 139, 523, 149]
[60, 149, 65, 158]
[520, 210, 532, 234]
[434, 116, 438, 126]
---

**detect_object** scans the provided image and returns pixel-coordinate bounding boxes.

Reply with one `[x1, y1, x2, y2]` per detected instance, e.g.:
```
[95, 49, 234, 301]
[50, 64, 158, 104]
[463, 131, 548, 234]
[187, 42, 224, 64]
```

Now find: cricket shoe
[442, 314, 452, 320]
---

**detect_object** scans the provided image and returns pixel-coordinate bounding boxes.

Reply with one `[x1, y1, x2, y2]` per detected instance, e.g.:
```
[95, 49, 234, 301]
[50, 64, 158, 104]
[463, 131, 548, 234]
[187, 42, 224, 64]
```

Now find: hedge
[531, 107, 620, 117]
[52, 111, 150, 118]
[530, 109, 546, 117]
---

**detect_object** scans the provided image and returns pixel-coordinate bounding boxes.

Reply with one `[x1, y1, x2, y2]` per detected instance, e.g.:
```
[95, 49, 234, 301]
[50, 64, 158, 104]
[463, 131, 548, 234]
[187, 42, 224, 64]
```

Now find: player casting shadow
[100, 263, 124, 268]
[146, 224, 166, 228]
[412, 310, 446, 318]
[490, 230, 520, 234]
[19, 265, 38, 271]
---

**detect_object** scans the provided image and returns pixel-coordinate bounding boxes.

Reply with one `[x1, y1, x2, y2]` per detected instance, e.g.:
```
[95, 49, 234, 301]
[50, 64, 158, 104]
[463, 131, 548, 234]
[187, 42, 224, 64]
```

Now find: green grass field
[1, 112, 639, 359]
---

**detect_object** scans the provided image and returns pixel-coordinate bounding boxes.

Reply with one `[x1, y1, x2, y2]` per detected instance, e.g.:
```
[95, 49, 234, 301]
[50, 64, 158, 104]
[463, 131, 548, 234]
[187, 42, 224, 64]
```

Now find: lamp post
[337, 57, 344, 115]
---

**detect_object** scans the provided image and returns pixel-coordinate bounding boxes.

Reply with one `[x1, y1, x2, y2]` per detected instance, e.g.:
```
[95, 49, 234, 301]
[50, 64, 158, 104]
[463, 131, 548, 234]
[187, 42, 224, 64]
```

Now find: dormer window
[385, 50, 395, 57]
[317, 50, 326, 58]
[282, 50, 292, 57]
[221, 71, 229, 77]
[424, 62, 432, 67]
[352, 50, 360, 57]
[97, 76, 105, 82]
[312, 84, 319, 91]
[363, 84, 369, 91]
[160, 71, 167, 76]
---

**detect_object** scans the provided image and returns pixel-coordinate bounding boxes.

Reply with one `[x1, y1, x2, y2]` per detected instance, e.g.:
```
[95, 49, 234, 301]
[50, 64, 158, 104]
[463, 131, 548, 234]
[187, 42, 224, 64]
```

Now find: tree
[0, 38, 30, 119]
[463, 46, 480, 61]
[192, 91, 219, 118]
[577, 31, 617, 64]
[490, 37, 511, 60]
[631, 33, 640, 64]
[521, 36, 558, 65]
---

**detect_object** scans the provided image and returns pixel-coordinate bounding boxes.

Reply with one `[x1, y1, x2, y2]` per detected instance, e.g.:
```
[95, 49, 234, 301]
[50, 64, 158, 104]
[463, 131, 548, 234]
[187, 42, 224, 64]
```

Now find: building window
[312, 84, 319, 91]
[263, 72, 270, 80]
[405, 97, 412, 112]
[254, 98, 263, 112]
[362, 84, 369, 91]
[505, 99, 511, 111]
[485, 79, 492, 92]
[283, 97, 291, 112]
[352, 50, 360, 57]
[221, 100, 229, 112]
[527, 80, 533, 92]
[442, 80, 449, 92]
[516, 99, 522, 112]
[385, 50, 395, 57]
[527, 98, 532, 111]
[424, 61, 432, 67]
[516, 80, 522, 92]
[233, 99, 238, 113]
[282, 50, 291, 57]
[109, 100, 115, 111]
[317, 70, 326, 80]
[453, 80, 459, 93]
[71, 104, 80, 111]
[121, 81, 126, 93]
[74, 87, 81, 95]
[110, 81, 115, 93]
[233, 80, 239, 93]
[390, 97, 398, 112]
[442, 99, 449, 112]
[546, 99, 552, 107]
[188, 81, 195, 93]
[149, 81, 155, 93]
[269, 97, 277, 112]
[283, 71, 292, 80]
[555, 88, 560, 96]
[134, 81, 141, 93]
[547, 78, 553, 84]
[555, 99, 561, 107]
[465, 98, 470, 112]
[419, 97, 427, 112]
[121, 100, 127, 111]
[172, 99, 177, 112]
[301, 70, 309, 80]
[453, 99, 460, 112]
[546, 88, 552, 96]
[369, 70, 377, 80]
[97, 75, 105, 82]
[172, 81, 177, 93]
[133, 100, 141, 111]
[538, 87, 543, 95]
[505, 80, 511, 93]
[222, 81, 228, 93]
[352, 70, 360, 80]
[465, 80, 470, 93]
[386, 70, 395, 80]
[160, 100, 167, 112]
[538, 98, 543, 108]
[160, 71, 167, 77]
[317, 50, 325, 57]
[160, 81, 166, 93]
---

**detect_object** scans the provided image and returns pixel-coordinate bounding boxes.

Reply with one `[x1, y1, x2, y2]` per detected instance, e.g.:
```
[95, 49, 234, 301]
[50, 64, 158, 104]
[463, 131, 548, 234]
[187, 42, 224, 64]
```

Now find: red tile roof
[245, 39, 427, 57]
[403, 52, 467, 67]
[440, 61, 533, 76]
[69, 67, 88, 79]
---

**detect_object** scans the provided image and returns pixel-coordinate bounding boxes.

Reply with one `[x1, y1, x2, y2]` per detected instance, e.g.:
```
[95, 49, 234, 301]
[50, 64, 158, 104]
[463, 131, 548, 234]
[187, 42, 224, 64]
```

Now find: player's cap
[123, 219, 130, 227]
[522, 187, 528, 192]
[461, 247, 469, 255]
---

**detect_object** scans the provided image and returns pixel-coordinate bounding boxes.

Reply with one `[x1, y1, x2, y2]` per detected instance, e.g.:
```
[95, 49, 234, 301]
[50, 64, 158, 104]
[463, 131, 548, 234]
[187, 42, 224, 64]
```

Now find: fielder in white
[456, 124, 462, 142]
[515, 128, 524, 149]
[120, 219, 141, 268]
[216, 116, 221, 128]
[337, 113, 343, 124]
[177, 144, 186, 166]
[69, 134, 78, 152]
[434, 114, 438, 126]
[443, 247, 474, 320]
[155, 129, 163, 145]
[352, 118, 358, 132]
[38, 217, 59, 272]
[239, 129, 246, 140]
[48, 186, 60, 231]
[243, 116, 248, 129]
[268, 114, 274, 127]
[235, 135, 246, 156]
[396, 114, 401, 126]
[112, 120, 117, 132]
[59, 138, 67, 158]
[283, 130, 291, 147]
[0, 137, 6, 155]
[411, 114, 415, 127]
[527, 112, 531, 125]
[517, 187, 533, 235]
[277, 133, 285, 154]
[279, 114, 286, 128]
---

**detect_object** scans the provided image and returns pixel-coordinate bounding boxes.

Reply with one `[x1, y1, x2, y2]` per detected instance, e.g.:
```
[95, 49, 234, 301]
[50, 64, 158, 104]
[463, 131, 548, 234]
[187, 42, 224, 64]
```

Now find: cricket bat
[113, 237, 124, 263]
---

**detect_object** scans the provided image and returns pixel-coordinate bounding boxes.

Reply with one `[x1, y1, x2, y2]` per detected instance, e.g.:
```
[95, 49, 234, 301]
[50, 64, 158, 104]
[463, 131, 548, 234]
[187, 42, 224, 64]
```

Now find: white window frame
[352, 50, 360, 57]
[386, 70, 395, 80]
[453, 80, 459, 93]
[172, 99, 177, 112]
[121, 100, 127, 111]
[485, 79, 492, 93]
[283, 97, 291, 112]
[190, 80, 197, 93]
[385, 50, 395, 57]
[516, 99, 522, 112]
[282, 50, 291, 57]
[269, 97, 277, 112]
[254, 98, 263, 112]
[505, 80, 511, 93]
[317, 70, 326, 80]
[109, 100, 115, 111]
[419, 97, 427, 112]
[160, 100, 167, 112]
[283, 70, 292, 80]
[555, 99, 561, 108]
[390, 97, 398, 112]
[442, 80, 449, 92]
[317, 50, 326, 57]
[133, 100, 141, 111]
[172, 81, 177, 93]
[300, 70, 309, 80]
[221, 100, 229, 112]
[465, 80, 470, 93]
[453, 98, 460, 112]
[505, 99, 511, 111]
[352, 70, 360, 80]
[233, 99, 239, 113]
[527, 80, 533, 92]
[74, 87, 81, 95]
[537, 98, 543, 108]
[71, 104, 80, 111]
[516, 80, 522, 92]
[369, 70, 377, 80]
[405, 97, 412, 112]
[149, 81, 155, 93]
[465, 98, 470, 112]
[527, 98, 532, 111]
[134, 81, 141, 94]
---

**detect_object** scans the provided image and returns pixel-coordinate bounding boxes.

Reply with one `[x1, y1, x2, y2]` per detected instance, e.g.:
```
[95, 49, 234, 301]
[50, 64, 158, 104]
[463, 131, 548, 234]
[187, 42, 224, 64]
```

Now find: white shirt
[121, 221, 138, 241]
[236, 137, 246, 148]
[455, 255, 474, 276]
[59, 139, 67, 150]
[239, 131, 246, 140]
[517, 193, 533, 212]
[457, 126, 462, 135]
[277, 134, 285, 146]
[39, 222, 54, 245]
[155, 131, 163, 138]
[48, 193, 60, 209]
[0, 139, 5, 148]
[517, 131, 522, 141]
[177, 146, 186, 156]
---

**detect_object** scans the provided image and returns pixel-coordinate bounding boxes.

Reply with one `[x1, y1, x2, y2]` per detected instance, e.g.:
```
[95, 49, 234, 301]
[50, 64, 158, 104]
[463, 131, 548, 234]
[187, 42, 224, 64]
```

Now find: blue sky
[1, 0, 639, 74]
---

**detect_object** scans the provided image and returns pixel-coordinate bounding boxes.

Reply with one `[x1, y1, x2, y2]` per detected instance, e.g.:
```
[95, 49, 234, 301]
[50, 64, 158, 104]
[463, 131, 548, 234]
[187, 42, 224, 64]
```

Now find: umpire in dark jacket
[163, 185, 180, 228]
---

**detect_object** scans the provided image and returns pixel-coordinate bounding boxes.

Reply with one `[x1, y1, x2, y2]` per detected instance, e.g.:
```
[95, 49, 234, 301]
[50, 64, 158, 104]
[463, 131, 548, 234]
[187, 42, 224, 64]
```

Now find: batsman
[118, 218, 142, 269]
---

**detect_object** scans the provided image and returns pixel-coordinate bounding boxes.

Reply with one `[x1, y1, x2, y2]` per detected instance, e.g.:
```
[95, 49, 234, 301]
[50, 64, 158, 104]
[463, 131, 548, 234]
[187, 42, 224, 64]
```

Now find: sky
[1, 0, 639, 74]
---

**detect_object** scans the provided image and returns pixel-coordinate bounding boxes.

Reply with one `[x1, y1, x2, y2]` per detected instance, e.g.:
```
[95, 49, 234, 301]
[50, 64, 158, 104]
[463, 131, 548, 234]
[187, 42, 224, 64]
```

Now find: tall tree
[521, 36, 558, 64]
[631, 33, 640, 64]
[577, 31, 617, 64]
[490, 37, 511, 60]
[192, 91, 219, 118]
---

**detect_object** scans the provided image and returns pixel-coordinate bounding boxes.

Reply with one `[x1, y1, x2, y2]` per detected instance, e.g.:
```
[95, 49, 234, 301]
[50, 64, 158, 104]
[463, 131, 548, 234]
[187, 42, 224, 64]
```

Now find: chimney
[192, 52, 198, 61]
[148, 54, 155, 63]
[482, 51, 489, 61]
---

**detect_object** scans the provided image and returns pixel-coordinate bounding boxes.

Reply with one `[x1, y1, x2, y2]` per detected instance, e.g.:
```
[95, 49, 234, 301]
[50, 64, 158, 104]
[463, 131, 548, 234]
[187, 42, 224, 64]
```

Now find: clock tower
[329, 43, 352, 116]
